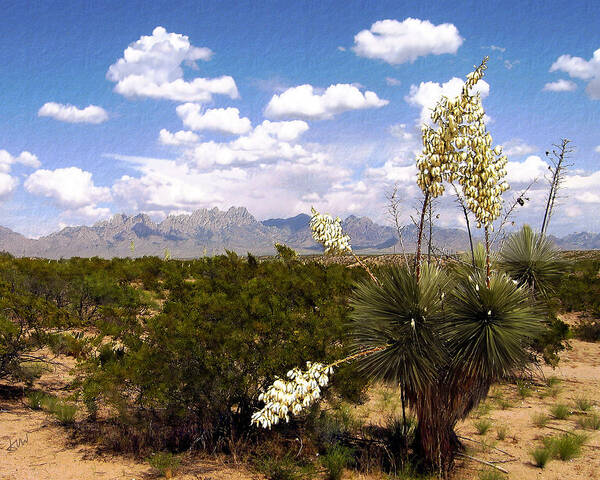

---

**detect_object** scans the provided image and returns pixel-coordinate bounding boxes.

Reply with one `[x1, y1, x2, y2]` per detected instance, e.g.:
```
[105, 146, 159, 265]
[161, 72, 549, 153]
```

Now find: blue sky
[1, 0, 599, 237]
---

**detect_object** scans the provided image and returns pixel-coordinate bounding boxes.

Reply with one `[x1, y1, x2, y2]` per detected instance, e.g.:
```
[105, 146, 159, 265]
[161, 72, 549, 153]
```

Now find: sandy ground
[1, 320, 599, 479]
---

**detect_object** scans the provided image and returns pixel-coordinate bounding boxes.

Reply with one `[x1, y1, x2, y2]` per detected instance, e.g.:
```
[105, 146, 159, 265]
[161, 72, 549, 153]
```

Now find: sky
[1, 0, 599, 238]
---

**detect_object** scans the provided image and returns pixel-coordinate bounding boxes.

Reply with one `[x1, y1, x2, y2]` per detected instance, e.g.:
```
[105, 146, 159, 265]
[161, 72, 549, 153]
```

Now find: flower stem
[351, 252, 380, 285]
[415, 191, 430, 282]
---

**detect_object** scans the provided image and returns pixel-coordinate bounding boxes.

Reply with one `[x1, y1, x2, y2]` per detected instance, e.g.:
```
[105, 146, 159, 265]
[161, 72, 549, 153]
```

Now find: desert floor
[1, 316, 599, 480]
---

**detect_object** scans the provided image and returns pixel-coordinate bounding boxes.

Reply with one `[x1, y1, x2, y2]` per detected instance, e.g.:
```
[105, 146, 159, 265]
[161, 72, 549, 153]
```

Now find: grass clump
[545, 375, 561, 387]
[474, 418, 493, 435]
[495, 424, 508, 440]
[573, 396, 593, 412]
[543, 433, 588, 461]
[50, 400, 77, 425]
[532, 412, 550, 428]
[26, 390, 49, 410]
[320, 444, 355, 480]
[550, 404, 570, 420]
[473, 402, 493, 418]
[531, 446, 551, 468]
[148, 452, 182, 479]
[478, 468, 504, 480]
[516, 379, 532, 399]
[577, 413, 600, 430]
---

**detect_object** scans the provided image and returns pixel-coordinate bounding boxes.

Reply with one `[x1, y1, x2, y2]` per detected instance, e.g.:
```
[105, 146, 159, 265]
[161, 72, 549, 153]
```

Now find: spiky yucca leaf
[350, 264, 448, 393]
[445, 271, 543, 380]
[499, 225, 562, 296]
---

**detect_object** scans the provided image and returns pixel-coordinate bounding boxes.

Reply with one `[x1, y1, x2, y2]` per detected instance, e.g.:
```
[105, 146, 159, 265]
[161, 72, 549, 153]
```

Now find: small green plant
[543, 433, 588, 461]
[474, 418, 493, 435]
[256, 455, 303, 480]
[532, 412, 550, 428]
[545, 376, 561, 387]
[496, 397, 513, 410]
[26, 391, 49, 410]
[148, 452, 182, 479]
[573, 396, 593, 411]
[550, 404, 570, 420]
[548, 385, 562, 399]
[473, 401, 493, 418]
[478, 468, 504, 480]
[51, 400, 78, 425]
[516, 379, 532, 399]
[531, 446, 551, 468]
[320, 444, 355, 480]
[495, 424, 508, 440]
[577, 413, 600, 430]
[17, 361, 48, 386]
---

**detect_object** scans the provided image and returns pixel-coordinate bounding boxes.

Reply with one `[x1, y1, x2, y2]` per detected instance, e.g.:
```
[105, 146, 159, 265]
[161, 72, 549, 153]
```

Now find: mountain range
[0, 206, 597, 258]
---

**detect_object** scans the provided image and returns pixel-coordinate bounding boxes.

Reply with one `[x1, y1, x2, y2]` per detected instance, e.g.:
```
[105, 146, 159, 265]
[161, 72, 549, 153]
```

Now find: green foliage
[545, 375, 561, 387]
[499, 225, 562, 297]
[256, 454, 304, 480]
[27, 390, 49, 410]
[573, 396, 593, 412]
[577, 413, 600, 430]
[532, 412, 550, 428]
[531, 446, 551, 468]
[515, 379, 532, 399]
[543, 433, 587, 460]
[320, 444, 355, 480]
[550, 404, 570, 420]
[478, 469, 504, 480]
[495, 424, 508, 440]
[78, 253, 367, 451]
[557, 259, 600, 314]
[474, 418, 492, 435]
[148, 452, 182, 478]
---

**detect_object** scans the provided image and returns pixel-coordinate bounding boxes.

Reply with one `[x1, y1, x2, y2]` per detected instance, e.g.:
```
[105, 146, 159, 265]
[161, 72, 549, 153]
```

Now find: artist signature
[5, 432, 29, 452]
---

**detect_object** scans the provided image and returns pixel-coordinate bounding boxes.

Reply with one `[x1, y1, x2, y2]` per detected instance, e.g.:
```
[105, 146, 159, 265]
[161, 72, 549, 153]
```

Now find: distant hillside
[0, 206, 597, 258]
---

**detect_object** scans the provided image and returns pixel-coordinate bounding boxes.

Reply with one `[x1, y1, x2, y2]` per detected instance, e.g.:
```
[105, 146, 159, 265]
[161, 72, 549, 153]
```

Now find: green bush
[255, 454, 302, 480]
[478, 468, 504, 480]
[320, 444, 355, 480]
[573, 316, 600, 342]
[577, 413, 600, 430]
[50, 400, 78, 425]
[573, 396, 593, 411]
[495, 424, 508, 440]
[531, 446, 551, 468]
[532, 412, 550, 428]
[550, 404, 570, 420]
[543, 433, 587, 461]
[148, 452, 181, 478]
[77, 252, 368, 452]
[474, 418, 493, 435]
[27, 391, 49, 410]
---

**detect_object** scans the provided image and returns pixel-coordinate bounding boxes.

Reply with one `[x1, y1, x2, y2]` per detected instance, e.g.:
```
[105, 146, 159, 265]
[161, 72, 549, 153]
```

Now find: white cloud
[595, 146, 600, 153]
[176, 104, 252, 134]
[0, 173, 19, 199]
[490, 45, 506, 52]
[158, 129, 200, 146]
[352, 18, 463, 65]
[265, 83, 388, 120]
[38, 102, 109, 124]
[107, 26, 238, 102]
[0, 150, 41, 171]
[184, 120, 312, 169]
[542, 79, 577, 92]
[504, 59, 519, 70]
[506, 155, 549, 184]
[385, 77, 402, 86]
[24, 167, 111, 209]
[405, 77, 489, 125]
[550, 48, 600, 99]
[502, 139, 537, 157]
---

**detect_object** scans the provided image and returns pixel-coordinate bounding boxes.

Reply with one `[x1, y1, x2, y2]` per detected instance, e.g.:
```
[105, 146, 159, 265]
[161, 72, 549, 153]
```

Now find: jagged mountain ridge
[0, 206, 597, 258]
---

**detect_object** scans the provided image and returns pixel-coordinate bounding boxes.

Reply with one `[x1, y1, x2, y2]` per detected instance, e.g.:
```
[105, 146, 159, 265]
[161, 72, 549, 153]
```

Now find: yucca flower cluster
[310, 207, 352, 254]
[417, 57, 509, 227]
[251, 362, 334, 429]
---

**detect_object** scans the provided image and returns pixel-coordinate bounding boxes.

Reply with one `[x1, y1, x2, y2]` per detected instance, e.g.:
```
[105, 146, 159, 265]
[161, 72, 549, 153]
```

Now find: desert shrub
[495, 424, 508, 440]
[557, 259, 600, 313]
[577, 413, 600, 430]
[47, 332, 88, 358]
[478, 468, 504, 480]
[77, 252, 368, 453]
[474, 418, 492, 435]
[321, 444, 355, 480]
[573, 396, 593, 411]
[532, 412, 550, 428]
[550, 404, 570, 420]
[148, 452, 182, 478]
[531, 446, 551, 468]
[573, 316, 600, 342]
[543, 433, 587, 460]
[50, 400, 78, 425]
[515, 379, 532, 399]
[255, 454, 304, 480]
[27, 390, 49, 410]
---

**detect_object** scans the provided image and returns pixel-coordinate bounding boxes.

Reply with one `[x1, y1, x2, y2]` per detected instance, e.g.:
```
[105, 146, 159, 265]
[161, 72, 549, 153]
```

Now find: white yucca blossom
[251, 361, 334, 429]
[417, 57, 509, 227]
[309, 207, 352, 255]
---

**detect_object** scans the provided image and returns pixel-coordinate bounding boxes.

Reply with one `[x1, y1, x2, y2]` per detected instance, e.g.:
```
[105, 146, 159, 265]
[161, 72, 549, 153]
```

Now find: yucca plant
[499, 225, 562, 297]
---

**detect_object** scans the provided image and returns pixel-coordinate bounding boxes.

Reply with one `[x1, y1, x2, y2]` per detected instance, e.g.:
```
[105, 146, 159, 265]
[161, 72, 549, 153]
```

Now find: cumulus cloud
[107, 26, 238, 102]
[176, 104, 252, 134]
[352, 18, 463, 65]
[24, 167, 111, 209]
[506, 155, 549, 184]
[158, 129, 200, 146]
[265, 83, 388, 120]
[405, 77, 489, 125]
[542, 79, 577, 92]
[38, 102, 109, 124]
[0, 150, 41, 171]
[502, 139, 537, 157]
[595, 146, 600, 153]
[385, 77, 402, 86]
[0, 173, 19, 199]
[550, 48, 600, 99]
